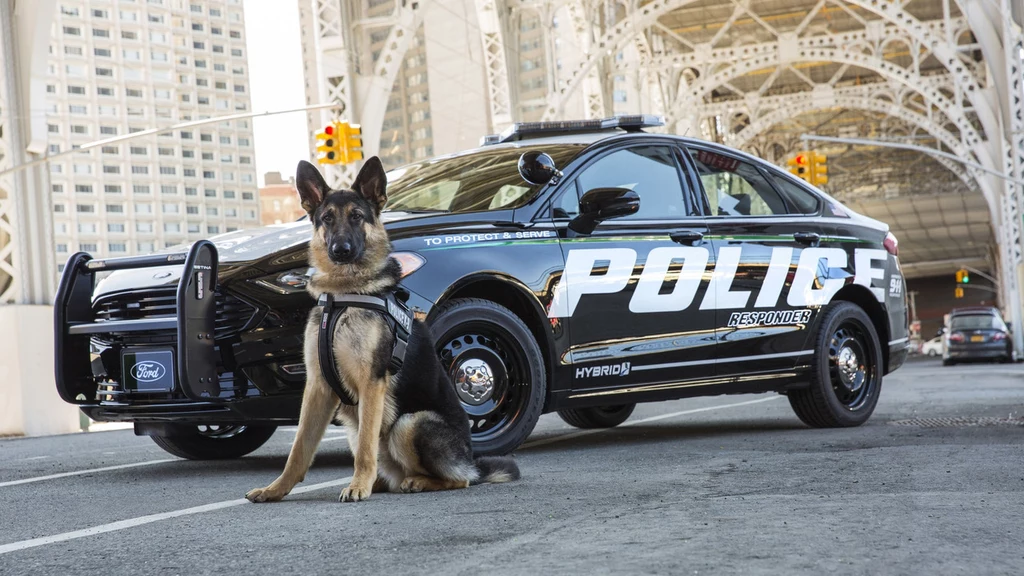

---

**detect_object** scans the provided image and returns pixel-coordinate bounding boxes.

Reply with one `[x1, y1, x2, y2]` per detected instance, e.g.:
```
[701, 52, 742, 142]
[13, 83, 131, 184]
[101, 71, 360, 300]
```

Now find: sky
[242, 0, 308, 187]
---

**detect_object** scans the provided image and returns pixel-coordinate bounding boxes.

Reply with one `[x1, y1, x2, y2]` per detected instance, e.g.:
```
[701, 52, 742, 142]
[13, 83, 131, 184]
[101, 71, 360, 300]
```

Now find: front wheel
[557, 404, 635, 429]
[788, 302, 882, 428]
[150, 424, 277, 460]
[431, 298, 546, 456]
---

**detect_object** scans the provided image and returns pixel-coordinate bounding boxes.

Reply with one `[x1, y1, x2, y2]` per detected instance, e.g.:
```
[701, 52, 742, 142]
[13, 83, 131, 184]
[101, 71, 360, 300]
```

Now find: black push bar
[54, 241, 222, 403]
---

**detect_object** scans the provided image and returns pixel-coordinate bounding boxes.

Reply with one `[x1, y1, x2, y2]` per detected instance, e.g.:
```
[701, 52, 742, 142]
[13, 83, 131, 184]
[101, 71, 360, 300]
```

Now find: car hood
[93, 211, 429, 297]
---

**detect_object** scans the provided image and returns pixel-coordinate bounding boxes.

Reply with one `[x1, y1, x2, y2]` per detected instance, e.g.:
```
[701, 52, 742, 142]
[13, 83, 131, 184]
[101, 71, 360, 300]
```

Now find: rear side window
[575, 146, 688, 220]
[687, 148, 785, 217]
[767, 172, 821, 215]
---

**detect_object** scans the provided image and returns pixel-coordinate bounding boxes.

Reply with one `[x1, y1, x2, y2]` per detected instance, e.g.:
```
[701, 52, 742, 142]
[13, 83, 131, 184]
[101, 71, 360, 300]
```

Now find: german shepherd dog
[246, 158, 519, 503]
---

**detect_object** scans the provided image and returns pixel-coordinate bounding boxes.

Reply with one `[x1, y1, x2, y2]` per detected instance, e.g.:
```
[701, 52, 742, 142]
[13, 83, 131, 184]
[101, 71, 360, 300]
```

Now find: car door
[683, 145, 826, 376]
[549, 142, 716, 398]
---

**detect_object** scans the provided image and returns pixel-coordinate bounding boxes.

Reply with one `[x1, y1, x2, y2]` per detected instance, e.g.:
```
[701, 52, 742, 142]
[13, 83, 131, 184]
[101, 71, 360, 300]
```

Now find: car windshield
[383, 145, 584, 213]
[951, 314, 1003, 330]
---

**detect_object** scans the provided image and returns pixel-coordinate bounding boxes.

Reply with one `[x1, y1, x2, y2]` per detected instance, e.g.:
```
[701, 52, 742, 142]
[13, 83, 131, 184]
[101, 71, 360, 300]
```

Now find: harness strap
[316, 292, 413, 406]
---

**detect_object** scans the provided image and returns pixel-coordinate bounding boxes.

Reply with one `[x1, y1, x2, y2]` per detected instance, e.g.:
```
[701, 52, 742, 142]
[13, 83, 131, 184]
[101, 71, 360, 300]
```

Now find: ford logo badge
[153, 271, 172, 279]
[131, 361, 166, 383]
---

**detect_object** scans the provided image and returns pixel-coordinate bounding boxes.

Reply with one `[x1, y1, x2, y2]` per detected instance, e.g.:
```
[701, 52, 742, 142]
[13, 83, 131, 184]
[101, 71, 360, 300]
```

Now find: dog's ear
[295, 160, 331, 216]
[351, 156, 387, 214]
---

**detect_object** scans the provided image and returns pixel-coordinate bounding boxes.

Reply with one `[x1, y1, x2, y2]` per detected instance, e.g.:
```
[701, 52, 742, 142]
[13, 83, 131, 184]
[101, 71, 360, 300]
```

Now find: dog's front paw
[246, 485, 287, 503]
[339, 482, 372, 502]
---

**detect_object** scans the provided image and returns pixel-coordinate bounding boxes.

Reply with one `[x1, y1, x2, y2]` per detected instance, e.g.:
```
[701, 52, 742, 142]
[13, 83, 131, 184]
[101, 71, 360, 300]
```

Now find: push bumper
[947, 343, 1009, 360]
[55, 241, 233, 412]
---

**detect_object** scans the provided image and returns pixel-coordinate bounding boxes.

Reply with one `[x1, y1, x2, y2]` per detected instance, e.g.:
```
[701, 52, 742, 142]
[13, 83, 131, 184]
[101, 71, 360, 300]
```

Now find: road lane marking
[521, 395, 781, 450]
[0, 395, 776, 554]
[0, 459, 176, 489]
[0, 476, 353, 556]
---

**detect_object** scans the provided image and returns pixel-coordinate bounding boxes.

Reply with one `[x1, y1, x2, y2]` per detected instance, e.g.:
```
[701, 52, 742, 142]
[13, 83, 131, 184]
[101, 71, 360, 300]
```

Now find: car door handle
[793, 231, 820, 245]
[670, 230, 705, 245]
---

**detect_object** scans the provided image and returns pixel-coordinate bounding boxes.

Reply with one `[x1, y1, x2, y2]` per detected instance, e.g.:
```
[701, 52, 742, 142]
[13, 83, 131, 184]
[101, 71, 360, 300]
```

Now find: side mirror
[518, 151, 561, 186]
[569, 187, 640, 235]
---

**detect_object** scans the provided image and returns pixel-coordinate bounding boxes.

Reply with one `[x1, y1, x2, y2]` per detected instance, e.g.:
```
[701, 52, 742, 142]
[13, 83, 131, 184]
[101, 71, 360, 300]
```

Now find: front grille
[93, 287, 257, 339]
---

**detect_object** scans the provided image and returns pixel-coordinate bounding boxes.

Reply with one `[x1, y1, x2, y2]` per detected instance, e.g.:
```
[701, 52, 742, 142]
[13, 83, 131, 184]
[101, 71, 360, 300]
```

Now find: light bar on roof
[481, 115, 666, 145]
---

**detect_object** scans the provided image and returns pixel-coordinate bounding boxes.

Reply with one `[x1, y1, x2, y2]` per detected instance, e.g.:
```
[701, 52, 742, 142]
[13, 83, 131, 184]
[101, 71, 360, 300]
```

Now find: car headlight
[251, 252, 425, 294]
[392, 251, 426, 278]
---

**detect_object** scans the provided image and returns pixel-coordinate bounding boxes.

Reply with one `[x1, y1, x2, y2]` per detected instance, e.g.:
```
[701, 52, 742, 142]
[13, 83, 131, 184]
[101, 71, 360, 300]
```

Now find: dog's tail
[471, 456, 520, 485]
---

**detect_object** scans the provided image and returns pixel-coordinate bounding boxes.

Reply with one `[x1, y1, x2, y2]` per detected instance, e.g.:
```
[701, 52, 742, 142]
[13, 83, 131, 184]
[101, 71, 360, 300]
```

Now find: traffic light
[955, 286, 965, 299]
[956, 268, 970, 284]
[810, 152, 828, 187]
[315, 124, 340, 165]
[787, 153, 810, 183]
[338, 122, 363, 164]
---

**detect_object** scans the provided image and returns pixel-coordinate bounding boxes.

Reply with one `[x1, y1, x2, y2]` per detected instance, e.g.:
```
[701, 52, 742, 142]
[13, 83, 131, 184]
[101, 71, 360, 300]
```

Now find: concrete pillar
[0, 305, 80, 437]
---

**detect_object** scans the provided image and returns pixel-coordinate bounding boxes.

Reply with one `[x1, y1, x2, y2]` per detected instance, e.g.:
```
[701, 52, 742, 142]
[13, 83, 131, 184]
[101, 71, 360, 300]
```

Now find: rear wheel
[557, 404, 636, 429]
[150, 424, 277, 460]
[431, 298, 546, 456]
[788, 302, 882, 428]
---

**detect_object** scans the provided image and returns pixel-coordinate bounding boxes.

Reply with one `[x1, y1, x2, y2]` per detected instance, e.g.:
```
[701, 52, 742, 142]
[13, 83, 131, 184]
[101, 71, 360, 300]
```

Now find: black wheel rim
[196, 424, 246, 439]
[438, 322, 531, 444]
[827, 320, 877, 410]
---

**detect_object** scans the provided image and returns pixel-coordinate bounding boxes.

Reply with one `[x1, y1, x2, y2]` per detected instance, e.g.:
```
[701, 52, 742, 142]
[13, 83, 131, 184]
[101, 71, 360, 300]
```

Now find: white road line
[521, 395, 781, 450]
[0, 476, 352, 556]
[0, 395, 777, 555]
[0, 459, 176, 489]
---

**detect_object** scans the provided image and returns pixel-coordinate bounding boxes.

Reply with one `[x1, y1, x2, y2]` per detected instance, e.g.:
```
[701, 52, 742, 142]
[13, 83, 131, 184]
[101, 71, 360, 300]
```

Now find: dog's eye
[350, 212, 363, 223]
[321, 212, 334, 224]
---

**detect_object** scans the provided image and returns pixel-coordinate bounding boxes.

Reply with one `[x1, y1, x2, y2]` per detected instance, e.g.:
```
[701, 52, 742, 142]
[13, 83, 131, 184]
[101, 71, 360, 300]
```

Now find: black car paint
[69, 132, 910, 426]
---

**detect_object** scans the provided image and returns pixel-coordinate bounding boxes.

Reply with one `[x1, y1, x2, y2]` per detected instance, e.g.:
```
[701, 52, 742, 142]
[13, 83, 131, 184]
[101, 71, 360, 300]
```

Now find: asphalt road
[2, 358, 1023, 575]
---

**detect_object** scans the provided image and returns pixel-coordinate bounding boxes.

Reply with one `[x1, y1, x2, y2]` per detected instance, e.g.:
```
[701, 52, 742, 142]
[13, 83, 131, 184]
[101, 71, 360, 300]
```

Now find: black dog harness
[317, 292, 413, 406]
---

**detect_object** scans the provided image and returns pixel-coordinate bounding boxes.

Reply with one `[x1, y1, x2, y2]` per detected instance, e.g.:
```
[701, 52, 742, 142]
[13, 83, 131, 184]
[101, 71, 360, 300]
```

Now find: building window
[108, 223, 125, 233]
[188, 223, 201, 234]
[101, 146, 119, 154]
[206, 207, 219, 216]
[52, 183, 64, 193]
[185, 187, 198, 197]
[80, 243, 98, 252]
[133, 184, 150, 194]
[159, 166, 176, 175]
[102, 165, 120, 174]
[104, 184, 122, 194]
[69, 105, 88, 115]
[231, 48, 242, 57]
[164, 223, 181, 233]
[63, 26, 82, 36]
[186, 205, 199, 215]
[207, 225, 220, 234]
[131, 165, 149, 175]
[121, 30, 138, 40]
[56, 244, 69, 253]
[109, 243, 127, 253]
[161, 185, 177, 195]
[94, 48, 111, 57]
[100, 126, 117, 135]
[74, 184, 93, 194]
[126, 88, 143, 97]
[95, 67, 113, 77]
[223, 190, 235, 199]
[204, 189, 217, 198]
[67, 85, 86, 95]
[135, 203, 153, 215]
[138, 242, 155, 253]
[130, 146, 148, 156]
[136, 222, 153, 233]
[97, 87, 114, 96]
[105, 204, 124, 213]
[92, 28, 109, 38]
[242, 192, 254, 201]
[76, 204, 95, 213]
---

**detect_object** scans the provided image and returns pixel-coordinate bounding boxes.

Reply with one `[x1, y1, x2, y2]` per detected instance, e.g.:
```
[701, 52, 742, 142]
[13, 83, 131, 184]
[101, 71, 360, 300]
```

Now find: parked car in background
[943, 307, 1013, 365]
[921, 335, 943, 357]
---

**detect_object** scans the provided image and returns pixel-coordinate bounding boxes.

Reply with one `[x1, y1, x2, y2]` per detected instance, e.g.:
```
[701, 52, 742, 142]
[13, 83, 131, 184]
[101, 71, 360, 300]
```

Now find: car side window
[767, 172, 821, 215]
[576, 146, 688, 220]
[688, 148, 787, 217]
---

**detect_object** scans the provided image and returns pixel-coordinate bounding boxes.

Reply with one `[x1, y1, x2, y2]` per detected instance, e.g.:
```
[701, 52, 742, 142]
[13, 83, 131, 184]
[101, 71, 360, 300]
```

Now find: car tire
[430, 297, 546, 456]
[557, 404, 636, 429]
[927, 350, 938, 357]
[788, 301, 883, 428]
[150, 424, 277, 460]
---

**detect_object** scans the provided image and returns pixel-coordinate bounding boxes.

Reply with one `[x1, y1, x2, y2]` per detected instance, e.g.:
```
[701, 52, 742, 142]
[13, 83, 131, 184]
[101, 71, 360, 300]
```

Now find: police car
[54, 116, 909, 458]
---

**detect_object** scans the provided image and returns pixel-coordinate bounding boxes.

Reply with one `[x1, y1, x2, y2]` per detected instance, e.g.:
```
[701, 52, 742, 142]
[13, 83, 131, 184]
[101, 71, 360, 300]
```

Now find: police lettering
[548, 246, 890, 318]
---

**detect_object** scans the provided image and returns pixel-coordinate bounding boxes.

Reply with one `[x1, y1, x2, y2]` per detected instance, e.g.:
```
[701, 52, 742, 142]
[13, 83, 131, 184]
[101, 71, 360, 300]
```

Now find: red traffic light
[324, 125, 334, 135]
[795, 154, 807, 165]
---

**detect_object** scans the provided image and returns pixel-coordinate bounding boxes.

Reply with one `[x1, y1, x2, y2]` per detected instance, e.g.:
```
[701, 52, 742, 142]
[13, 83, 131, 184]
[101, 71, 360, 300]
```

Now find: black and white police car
[55, 116, 909, 458]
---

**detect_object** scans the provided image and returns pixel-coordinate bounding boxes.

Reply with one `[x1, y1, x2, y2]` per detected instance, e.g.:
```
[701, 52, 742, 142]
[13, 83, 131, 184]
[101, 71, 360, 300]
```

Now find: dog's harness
[316, 292, 413, 406]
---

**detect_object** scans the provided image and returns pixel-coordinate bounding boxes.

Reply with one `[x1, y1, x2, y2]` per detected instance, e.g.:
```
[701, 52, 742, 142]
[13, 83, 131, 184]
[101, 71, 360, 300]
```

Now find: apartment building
[46, 0, 259, 267]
